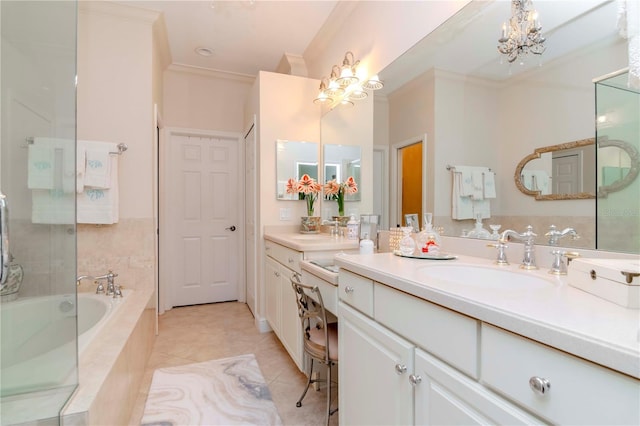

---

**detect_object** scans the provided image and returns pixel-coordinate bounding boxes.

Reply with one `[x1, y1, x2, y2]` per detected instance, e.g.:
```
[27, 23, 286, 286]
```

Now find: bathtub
[0, 292, 126, 423]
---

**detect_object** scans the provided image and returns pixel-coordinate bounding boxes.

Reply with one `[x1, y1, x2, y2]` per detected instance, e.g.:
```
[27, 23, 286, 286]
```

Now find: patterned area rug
[141, 354, 282, 425]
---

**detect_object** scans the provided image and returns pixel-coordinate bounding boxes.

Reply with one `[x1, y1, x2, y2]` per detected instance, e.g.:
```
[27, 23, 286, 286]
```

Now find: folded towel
[77, 155, 119, 224]
[27, 143, 55, 190]
[471, 170, 485, 200]
[472, 199, 491, 219]
[28, 137, 76, 193]
[483, 171, 497, 199]
[452, 166, 475, 197]
[452, 172, 475, 220]
[81, 140, 117, 189]
[31, 189, 75, 224]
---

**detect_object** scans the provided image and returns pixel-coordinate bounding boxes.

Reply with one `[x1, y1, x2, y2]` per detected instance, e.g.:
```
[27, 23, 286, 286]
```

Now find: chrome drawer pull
[409, 374, 422, 386]
[395, 364, 407, 375]
[288, 257, 294, 263]
[529, 376, 551, 396]
[344, 286, 354, 294]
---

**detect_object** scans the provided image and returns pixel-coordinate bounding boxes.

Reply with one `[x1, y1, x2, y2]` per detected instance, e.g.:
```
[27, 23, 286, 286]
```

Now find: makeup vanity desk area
[263, 231, 357, 370]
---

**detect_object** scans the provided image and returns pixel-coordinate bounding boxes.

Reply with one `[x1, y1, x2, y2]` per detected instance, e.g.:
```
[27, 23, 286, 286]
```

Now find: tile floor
[128, 302, 338, 425]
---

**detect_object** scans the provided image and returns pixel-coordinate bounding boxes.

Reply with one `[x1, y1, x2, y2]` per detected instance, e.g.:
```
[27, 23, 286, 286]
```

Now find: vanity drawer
[481, 324, 640, 425]
[375, 283, 479, 379]
[338, 269, 374, 316]
[265, 241, 302, 273]
[302, 270, 338, 316]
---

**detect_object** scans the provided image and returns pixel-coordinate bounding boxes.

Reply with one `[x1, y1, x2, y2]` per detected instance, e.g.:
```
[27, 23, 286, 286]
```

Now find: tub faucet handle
[95, 280, 105, 294]
[113, 284, 123, 298]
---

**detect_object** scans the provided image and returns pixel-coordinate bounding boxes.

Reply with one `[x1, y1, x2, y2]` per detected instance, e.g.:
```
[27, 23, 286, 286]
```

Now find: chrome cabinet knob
[395, 364, 407, 375]
[288, 257, 294, 264]
[274, 271, 280, 277]
[409, 374, 422, 386]
[344, 286, 354, 294]
[529, 376, 551, 396]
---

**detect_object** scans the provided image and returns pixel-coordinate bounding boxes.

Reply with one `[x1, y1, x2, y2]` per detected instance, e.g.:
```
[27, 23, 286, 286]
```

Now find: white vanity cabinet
[264, 240, 303, 370]
[339, 301, 541, 425]
[338, 270, 543, 425]
[338, 261, 640, 426]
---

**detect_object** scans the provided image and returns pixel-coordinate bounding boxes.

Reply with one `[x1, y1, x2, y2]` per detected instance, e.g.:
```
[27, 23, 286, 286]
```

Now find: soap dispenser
[359, 233, 374, 254]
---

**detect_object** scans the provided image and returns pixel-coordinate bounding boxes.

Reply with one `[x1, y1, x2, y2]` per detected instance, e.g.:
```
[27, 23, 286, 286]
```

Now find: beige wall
[163, 66, 253, 132]
[77, 2, 164, 291]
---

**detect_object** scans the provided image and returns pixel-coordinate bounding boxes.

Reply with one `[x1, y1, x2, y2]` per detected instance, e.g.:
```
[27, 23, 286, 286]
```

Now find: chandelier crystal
[497, 0, 546, 64]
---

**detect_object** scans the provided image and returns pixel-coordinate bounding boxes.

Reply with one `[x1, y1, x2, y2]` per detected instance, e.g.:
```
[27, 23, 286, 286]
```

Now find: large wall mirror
[372, 0, 638, 253]
[276, 140, 318, 200]
[323, 144, 362, 201]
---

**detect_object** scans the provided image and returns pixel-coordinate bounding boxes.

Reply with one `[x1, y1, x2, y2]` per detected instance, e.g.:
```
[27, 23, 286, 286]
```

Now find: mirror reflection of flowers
[286, 174, 322, 216]
[324, 176, 358, 217]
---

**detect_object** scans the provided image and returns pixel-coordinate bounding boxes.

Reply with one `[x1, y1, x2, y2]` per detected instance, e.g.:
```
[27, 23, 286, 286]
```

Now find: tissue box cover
[568, 258, 640, 309]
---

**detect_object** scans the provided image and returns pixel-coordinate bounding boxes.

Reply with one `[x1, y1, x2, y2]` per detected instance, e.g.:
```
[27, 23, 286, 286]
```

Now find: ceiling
[116, 0, 338, 77]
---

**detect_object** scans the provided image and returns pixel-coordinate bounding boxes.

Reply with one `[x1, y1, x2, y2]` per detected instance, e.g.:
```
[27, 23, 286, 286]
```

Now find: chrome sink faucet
[545, 225, 579, 246]
[501, 225, 537, 270]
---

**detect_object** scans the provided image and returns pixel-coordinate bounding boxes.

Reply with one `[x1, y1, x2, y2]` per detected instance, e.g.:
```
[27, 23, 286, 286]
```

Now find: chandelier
[497, 0, 546, 64]
[313, 51, 384, 107]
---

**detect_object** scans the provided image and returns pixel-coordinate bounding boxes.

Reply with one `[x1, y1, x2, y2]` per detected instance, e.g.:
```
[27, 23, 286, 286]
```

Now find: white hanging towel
[77, 155, 119, 224]
[81, 140, 117, 189]
[31, 189, 75, 224]
[483, 171, 497, 199]
[27, 142, 55, 190]
[452, 171, 474, 220]
[472, 199, 491, 219]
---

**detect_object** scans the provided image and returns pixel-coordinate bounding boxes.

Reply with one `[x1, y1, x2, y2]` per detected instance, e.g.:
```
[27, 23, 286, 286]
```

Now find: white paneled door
[168, 133, 240, 307]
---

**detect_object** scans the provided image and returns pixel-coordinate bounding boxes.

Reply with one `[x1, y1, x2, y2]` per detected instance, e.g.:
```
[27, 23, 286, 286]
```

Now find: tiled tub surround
[61, 286, 155, 425]
[77, 218, 156, 292]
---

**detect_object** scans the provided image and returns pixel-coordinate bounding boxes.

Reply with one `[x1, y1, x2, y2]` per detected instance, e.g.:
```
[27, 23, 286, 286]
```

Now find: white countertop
[334, 252, 640, 379]
[264, 231, 359, 252]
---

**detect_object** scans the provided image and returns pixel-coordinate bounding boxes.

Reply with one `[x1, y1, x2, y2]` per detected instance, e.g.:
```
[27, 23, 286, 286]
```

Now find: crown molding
[167, 63, 256, 84]
[79, 1, 160, 24]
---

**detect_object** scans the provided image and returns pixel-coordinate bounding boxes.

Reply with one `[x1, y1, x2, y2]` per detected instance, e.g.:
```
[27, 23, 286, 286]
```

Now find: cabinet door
[280, 267, 303, 370]
[414, 348, 542, 425]
[265, 257, 281, 336]
[339, 302, 414, 426]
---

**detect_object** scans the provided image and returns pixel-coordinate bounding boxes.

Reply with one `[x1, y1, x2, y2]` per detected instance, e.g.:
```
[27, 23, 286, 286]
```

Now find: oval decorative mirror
[514, 137, 639, 200]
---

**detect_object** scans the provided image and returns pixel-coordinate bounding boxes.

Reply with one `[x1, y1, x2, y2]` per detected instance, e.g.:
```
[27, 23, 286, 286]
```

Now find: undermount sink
[418, 264, 553, 290]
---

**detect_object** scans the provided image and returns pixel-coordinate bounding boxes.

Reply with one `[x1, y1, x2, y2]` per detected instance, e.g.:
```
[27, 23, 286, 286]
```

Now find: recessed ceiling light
[195, 47, 214, 57]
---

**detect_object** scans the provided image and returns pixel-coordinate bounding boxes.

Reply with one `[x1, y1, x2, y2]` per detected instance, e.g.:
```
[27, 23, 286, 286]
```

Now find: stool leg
[296, 358, 314, 408]
[325, 361, 332, 426]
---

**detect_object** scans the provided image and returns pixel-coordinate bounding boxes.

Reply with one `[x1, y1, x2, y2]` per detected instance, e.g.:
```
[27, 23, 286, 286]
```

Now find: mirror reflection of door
[552, 152, 581, 194]
[399, 142, 423, 226]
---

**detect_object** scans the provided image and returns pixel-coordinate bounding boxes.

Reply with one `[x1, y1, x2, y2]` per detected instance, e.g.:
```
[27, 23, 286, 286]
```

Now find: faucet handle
[563, 251, 581, 264]
[94, 280, 105, 294]
[487, 240, 509, 266]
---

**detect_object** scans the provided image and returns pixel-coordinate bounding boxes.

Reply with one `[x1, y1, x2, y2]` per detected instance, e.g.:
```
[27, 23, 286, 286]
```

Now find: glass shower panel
[595, 70, 640, 253]
[0, 1, 78, 424]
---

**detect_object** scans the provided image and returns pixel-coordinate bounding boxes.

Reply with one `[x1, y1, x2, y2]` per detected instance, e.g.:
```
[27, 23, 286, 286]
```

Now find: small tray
[393, 251, 457, 260]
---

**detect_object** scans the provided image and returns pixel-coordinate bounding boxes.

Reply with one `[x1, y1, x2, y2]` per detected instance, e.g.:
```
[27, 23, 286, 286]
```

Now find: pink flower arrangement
[323, 176, 358, 217]
[286, 174, 322, 216]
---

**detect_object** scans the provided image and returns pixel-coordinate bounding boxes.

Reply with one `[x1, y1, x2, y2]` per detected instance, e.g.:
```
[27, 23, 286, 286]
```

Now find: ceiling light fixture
[497, 0, 545, 65]
[313, 51, 384, 108]
[313, 78, 334, 105]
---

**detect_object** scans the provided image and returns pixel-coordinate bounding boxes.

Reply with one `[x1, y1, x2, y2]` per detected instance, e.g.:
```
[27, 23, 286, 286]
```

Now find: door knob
[225, 225, 236, 231]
